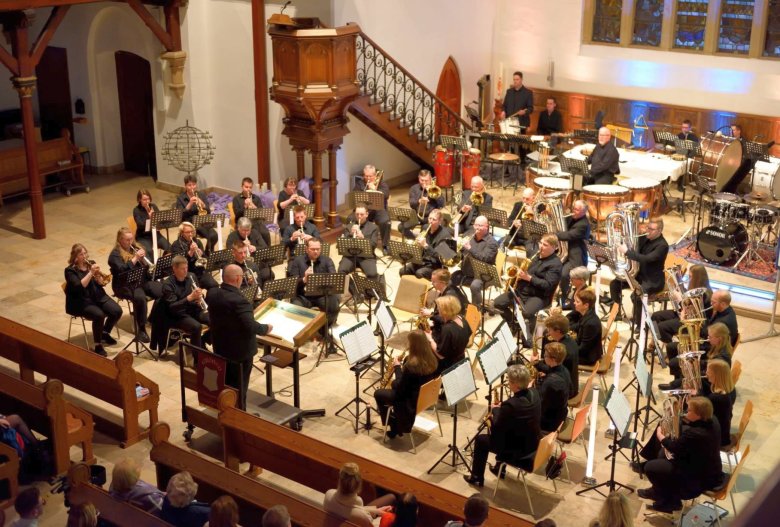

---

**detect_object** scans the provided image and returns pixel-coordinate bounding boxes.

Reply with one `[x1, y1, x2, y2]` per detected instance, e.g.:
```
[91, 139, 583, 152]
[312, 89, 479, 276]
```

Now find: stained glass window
[674, 0, 708, 49]
[633, 0, 664, 46]
[764, 0, 780, 57]
[592, 0, 623, 44]
[718, 0, 754, 53]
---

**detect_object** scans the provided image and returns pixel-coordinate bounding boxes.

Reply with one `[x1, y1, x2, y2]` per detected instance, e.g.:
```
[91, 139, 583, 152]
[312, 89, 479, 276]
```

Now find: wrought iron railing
[355, 31, 472, 149]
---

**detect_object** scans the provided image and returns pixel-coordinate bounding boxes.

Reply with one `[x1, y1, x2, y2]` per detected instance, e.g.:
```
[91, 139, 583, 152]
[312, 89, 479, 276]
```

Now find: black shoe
[386, 429, 398, 439]
[101, 332, 117, 345]
[93, 345, 108, 357]
[489, 463, 507, 479]
[138, 331, 150, 344]
[637, 487, 657, 500]
[630, 461, 646, 475]
[463, 475, 484, 487]
[657, 383, 673, 391]
[648, 500, 682, 513]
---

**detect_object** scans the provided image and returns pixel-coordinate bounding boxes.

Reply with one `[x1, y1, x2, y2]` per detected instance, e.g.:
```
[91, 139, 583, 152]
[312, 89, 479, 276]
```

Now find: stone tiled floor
[0, 172, 776, 526]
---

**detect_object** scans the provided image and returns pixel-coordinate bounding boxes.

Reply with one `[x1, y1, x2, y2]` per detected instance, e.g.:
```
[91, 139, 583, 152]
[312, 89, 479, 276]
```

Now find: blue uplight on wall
[620, 61, 667, 88]
[702, 69, 753, 94]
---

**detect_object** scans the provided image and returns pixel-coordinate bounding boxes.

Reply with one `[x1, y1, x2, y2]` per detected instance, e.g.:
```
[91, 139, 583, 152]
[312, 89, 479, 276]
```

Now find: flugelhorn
[87, 259, 112, 284]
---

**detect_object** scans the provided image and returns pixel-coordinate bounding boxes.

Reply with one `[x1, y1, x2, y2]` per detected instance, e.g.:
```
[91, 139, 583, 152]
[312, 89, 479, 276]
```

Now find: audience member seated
[10, 488, 45, 527]
[160, 471, 211, 527]
[1, 413, 39, 456]
[444, 493, 489, 527]
[588, 491, 633, 527]
[66, 502, 98, 527]
[262, 505, 291, 527]
[378, 492, 418, 527]
[109, 457, 165, 515]
[323, 462, 395, 527]
[205, 495, 241, 527]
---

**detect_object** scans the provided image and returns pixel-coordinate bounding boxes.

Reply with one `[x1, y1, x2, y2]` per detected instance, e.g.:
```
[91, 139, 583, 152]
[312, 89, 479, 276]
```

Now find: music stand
[428, 358, 477, 474]
[305, 273, 346, 363]
[293, 242, 330, 259]
[239, 284, 259, 304]
[193, 212, 227, 230]
[204, 249, 232, 273]
[520, 217, 548, 245]
[243, 207, 275, 224]
[560, 156, 589, 178]
[151, 208, 183, 241]
[254, 244, 286, 270]
[674, 138, 702, 159]
[469, 257, 501, 341]
[151, 253, 175, 282]
[347, 190, 385, 212]
[388, 206, 415, 224]
[481, 206, 508, 230]
[387, 239, 423, 269]
[259, 276, 298, 302]
[653, 130, 677, 153]
[352, 274, 388, 325]
[336, 321, 379, 433]
[119, 267, 156, 360]
[586, 241, 616, 314]
[745, 140, 770, 163]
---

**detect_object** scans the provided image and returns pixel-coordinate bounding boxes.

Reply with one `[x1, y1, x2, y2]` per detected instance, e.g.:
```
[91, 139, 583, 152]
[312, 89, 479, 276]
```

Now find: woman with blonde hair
[323, 462, 395, 527]
[374, 330, 439, 438]
[109, 457, 165, 514]
[702, 359, 736, 446]
[66, 502, 98, 527]
[589, 491, 633, 527]
[427, 295, 471, 375]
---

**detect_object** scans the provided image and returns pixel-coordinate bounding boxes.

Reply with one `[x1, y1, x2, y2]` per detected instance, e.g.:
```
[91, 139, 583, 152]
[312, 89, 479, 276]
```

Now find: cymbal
[489, 152, 520, 162]
[743, 192, 769, 205]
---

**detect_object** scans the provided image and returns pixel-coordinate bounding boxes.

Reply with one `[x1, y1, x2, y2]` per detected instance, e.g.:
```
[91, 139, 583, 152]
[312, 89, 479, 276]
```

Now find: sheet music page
[605, 386, 632, 436]
[635, 355, 651, 398]
[375, 301, 395, 340]
[145, 218, 151, 233]
[339, 321, 378, 365]
[477, 339, 508, 385]
[514, 302, 528, 340]
[255, 309, 308, 345]
[441, 359, 477, 407]
[495, 321, 517, 361]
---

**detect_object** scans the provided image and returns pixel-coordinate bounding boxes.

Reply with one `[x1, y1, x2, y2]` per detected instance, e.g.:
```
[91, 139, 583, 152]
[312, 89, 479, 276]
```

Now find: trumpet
[130, 244, 156, 274]
[190, 240, 207, 267]
[297, 225, 306, 244]
[188, 274, 208, 312]
[86, 259, 112, 285]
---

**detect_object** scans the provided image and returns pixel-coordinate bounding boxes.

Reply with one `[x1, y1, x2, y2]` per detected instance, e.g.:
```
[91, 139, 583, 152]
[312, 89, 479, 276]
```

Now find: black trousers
[171, 310, 210, 349]
[196, 226, 219, 253]
[225, 357, 253, 410]
[400, 262, 438, 280]
[494, 292, 547, 339]
[369, 209, 390, 248]
[650, 310, 681, 343]
[374, 388, 396, 428]
[129, 281, 163, 329]
[609, 278, 643, 325]
[78, 298, 123, 345]
[195, 269, 219, 290]
[250, 220, 272, 247]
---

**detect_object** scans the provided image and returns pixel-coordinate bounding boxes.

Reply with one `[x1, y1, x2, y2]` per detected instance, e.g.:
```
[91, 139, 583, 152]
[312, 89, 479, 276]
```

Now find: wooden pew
[67, 463, 171, 527]
[149, 418, 359, 527]
[0, 372, 95, 475]
[219, 406, 532, 527]
[0, 442, 19, 510]
[0, 317, 160, 447]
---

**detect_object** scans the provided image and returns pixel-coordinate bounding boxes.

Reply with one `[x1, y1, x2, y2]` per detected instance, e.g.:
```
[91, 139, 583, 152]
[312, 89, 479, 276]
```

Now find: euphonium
[380, 350, 407, 389]
[532, 310, 550, 359]
[680, 287, 708, 322]
[664, 266, 686, 312]
[679, 351, 703, 392]
[606, 203, 641, 278]
[543, 197, 568, 263]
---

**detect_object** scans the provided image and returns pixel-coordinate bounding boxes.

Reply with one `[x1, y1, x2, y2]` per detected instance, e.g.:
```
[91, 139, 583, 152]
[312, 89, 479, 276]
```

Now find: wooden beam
[163, 0, 181, 50]
[0, 45, 19, 76]
[0, 1, 168, 11]
[126, 0, 173, 51]
[30, 5, 69, 67]
[252, 0, 270, 186]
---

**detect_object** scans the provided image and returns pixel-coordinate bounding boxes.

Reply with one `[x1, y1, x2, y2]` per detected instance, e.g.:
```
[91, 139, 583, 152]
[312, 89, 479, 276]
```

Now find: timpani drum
[582, 184, 630, 222]
[462, 148, 482, 189]
[621, 177, 662, 216]
[690, 132, 743, 192]
[534, 176, 574, 210]
[433, 146, 454, 188]
[752, 159, 780, 200]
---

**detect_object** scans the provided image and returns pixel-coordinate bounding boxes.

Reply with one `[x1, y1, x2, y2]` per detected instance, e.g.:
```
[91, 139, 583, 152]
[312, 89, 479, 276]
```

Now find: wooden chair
[126, 215, 137, 234]
[731, 360, 742, 386]
[492, 431, 559, 516]
[0, 442, 19, 510]
[703, 444, 750, 523]
[228, 201, 236, 230]
[579, 330, 619, 390]
[601, 303, 619, 344]
[568, 361, 599, 414]
[62, 282, 91, 349]
[389, 275, 431, 330]
[724, 400, 753, 462]
[557, 403, 591, 480]
[731, 332, 741, 356]
[465, 303, 482, 349]
[382, 376, 443, 453]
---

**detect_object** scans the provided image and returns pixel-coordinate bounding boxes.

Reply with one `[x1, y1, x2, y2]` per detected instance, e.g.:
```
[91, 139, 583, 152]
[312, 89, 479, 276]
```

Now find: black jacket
[556, 215, 591, 267]
[458, 190, 494, 228]
[502, 86, 534, 127]
[661, 418, 723, 492]
[516, 253, 562, 305]
[587, 141, 620, 181]
[491, 388, 542, 463]
[64, 266, 111, 316]
[232, 192, 263, 223]
[175, 190, 211, 222]
[537, 109, 563, 135]
[226, 229, 268, 252]
[132, 203, 161, 241]
[626, 234, 668, 295]
[281, 221, 322, 251]
[343, 218, 381, 255]
[422, 225, 452, 267]
[409, 183, 445, 219]
[390, 366, 436, 433]
[701, 306, 739, 346]
[577, 308, 603, 366]
[537, 364, 572, 432]
[288, 254, 337, 297]
[207, 283, 269, 363]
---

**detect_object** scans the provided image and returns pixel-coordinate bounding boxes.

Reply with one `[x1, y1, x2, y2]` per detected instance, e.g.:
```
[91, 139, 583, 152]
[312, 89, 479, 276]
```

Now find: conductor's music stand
[254, 244, 286, 270]
[259, 276, 298, 302]
[119, 267, 156, 360]
[305, 273, 346, 363]
[151, 208, 183, 241]
[386, 239, 423, 270]
[204, 249, 232, 273]
[151, 253, 174, 282]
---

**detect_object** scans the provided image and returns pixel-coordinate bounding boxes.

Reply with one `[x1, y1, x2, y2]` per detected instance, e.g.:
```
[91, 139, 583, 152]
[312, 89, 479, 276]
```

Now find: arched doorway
[115, 51, 157, 179]
[435, 56, 461, 138]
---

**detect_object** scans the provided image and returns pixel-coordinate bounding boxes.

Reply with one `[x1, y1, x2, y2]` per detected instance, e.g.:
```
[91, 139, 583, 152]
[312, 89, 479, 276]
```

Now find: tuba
[680, 287, 708, 322]
[606, 202, 642, 278]
[540, 194, 568, 263]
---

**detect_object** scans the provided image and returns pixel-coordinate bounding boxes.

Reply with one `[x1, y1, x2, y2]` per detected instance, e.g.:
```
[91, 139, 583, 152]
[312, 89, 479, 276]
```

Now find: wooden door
[115, 51, 157, 179]
[36, 46, 73, 141]
[435, 56, 461, 138]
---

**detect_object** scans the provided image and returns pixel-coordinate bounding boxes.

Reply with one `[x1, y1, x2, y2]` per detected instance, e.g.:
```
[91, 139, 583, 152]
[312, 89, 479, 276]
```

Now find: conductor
[207, 264, 272, 409]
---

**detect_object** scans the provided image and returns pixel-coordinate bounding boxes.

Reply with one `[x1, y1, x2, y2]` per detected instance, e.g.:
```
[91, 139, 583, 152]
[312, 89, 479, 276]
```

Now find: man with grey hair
[555, 199, 591, 304]
[463, 364, 541, 487]
[564, 265, 591, 310]
[586, 127, 619, 185]
[452, 215, 498, 310]
[503, 186, 536, 249]
[160, 471, 210, 525]
[262, 505, 292, 527]
[354, 164, 391, 253]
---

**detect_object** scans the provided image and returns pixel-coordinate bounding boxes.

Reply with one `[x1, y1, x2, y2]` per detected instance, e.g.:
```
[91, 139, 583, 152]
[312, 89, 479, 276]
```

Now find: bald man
[452, 215, 498, 309]
[457, 176, 494, 234]
[503, 187, 536, 249]
[586, 127, 620, 185]
[207, 263, 272, 409]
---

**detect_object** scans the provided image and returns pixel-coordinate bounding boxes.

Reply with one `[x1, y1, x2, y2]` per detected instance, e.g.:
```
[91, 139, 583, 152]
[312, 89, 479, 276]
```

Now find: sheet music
[339, 321, 378, 365]
[635, 355, 651, 398]
[494, 321, 517, 362]
[477, 338, 508, 385]
[255, 309, 308, 345]
[605, 385, 632, 436]
[375, 300, 395, 340]
[145, 218, 151, 233]
[514, 302, 528, 340]
[441, 358, 477, 407]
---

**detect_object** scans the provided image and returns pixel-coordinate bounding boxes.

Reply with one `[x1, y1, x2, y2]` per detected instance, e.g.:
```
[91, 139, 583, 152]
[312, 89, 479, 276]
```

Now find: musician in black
[678, 119, 699, 144]
[494, 233, 562, 345]
[339, 205, 383, 298]
[500, 71, 534, 129]
[232, 177, 271, 246]
[175, 175, 219, 253]
[572, 288, 603, 367]
[281, 206, 321, 254]
[534, 342, 573, 433]
[108, 227, 164, 344]
[457, 176, 493, 232]
[401, 169, 445, 239]
[420, 269, 468, 323]
[400, 209, 451, 279]
[155, 255, 210, 350]
[226, 239, 269, 292]
[503, 187, 536, 250]
[277, 176, 310, 231]
[354, 164, 391, 253]
[539, 314, 579, 395]
[610, 217, 668, 325]
[536, 97, 563, 135]
[463, 365, 541, 487]
[451, 215, 498, 309]
[586, 127, 620, 185]
[636, 397, 723, 513]
[132, 189, 171, 255]
[426, 295, 471, 375]
[555, 199, 591, 304]
[288, 239, 340, 332]
[207, 263, 272, 409]
[170, 222, 219, 290]
[651, 264, 712, 345]
[65, 243, 122, 356]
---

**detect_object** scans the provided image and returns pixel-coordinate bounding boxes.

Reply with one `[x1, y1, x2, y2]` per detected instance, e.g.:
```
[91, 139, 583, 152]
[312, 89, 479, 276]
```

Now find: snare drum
[749, 205, 779, 225]
[621, 177, 661, 216]
[433, 146, 453, 188]
[534, 176, 573, 210]
[499, 117, 521, 135]
[753, 160, 780, 200]
[582, 184, 630, 222]
[708, 192, 741, 224]
[690, 132, 743, 191]
[462, 148, 482, 189]
[696, 222, 748, 265]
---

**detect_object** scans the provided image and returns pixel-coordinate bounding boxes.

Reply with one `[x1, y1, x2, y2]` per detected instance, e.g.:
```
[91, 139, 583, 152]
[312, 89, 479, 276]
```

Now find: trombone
[416, 178, 442, 220]
[453, 191, 484, 226]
